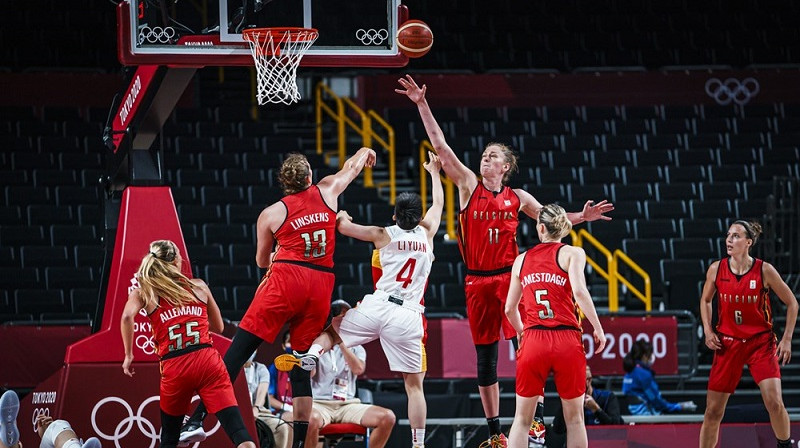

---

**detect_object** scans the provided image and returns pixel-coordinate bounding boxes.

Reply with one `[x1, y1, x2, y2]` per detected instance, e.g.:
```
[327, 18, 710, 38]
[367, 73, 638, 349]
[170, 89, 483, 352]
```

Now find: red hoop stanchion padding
[242, 27, 319, 105]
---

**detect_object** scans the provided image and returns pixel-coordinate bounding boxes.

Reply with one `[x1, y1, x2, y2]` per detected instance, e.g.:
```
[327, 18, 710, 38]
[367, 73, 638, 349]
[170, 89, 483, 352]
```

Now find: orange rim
[242, 27, 319, 44]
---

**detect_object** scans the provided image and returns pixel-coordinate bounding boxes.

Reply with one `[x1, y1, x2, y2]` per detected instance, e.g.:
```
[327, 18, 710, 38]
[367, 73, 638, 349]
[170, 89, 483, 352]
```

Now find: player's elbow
[255, 253, 270, 269]
[573, 290, 592, 306]
[352, 364, 366, 376]
[121, 306, 138, 322]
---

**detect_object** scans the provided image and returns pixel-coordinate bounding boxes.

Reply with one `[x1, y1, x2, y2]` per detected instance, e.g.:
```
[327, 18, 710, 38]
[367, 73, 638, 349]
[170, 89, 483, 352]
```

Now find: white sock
[412, 428, 425, 447]
[307, 343, 324, 357]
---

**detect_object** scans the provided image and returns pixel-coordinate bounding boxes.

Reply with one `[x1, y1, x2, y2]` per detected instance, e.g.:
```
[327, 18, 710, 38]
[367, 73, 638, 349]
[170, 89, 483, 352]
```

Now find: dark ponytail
[623, 339, 653, 373]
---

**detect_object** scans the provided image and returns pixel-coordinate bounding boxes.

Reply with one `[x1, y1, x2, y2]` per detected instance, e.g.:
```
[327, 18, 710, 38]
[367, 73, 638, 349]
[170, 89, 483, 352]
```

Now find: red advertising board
[582, 315, 679, 375]
[17, 363, 253, 448]
[364, 316, 679, 379]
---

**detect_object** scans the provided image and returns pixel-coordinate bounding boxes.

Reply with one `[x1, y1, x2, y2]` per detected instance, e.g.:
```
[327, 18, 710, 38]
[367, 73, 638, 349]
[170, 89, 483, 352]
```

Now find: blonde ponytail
[136, 240, 197, 309]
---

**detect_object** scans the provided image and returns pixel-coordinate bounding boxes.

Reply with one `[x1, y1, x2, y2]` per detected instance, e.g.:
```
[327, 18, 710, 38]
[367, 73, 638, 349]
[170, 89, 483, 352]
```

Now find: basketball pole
[13, 64, 257, 448]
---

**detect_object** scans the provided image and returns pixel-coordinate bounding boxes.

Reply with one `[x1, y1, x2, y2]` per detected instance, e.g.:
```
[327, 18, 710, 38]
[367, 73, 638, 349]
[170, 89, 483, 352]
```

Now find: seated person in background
[244, 353, 291, 448]
[622, 340, 697, 415]
[307, 300, 396, 448]
[553, 365, 622, 439]
[0, 390, 101, 448]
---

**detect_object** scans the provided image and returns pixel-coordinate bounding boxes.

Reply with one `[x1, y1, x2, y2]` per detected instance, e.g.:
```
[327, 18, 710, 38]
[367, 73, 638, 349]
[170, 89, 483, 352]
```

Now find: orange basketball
[396, 20, 433, 58]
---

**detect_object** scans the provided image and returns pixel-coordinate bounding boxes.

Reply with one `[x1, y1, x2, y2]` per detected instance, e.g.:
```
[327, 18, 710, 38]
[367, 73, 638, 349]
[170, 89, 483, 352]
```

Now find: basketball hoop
[242, 27, 319, 105]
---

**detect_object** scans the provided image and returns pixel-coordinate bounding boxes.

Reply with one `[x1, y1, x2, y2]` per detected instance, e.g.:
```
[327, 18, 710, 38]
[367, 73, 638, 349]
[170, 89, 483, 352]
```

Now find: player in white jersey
[275, 151, 443, 448]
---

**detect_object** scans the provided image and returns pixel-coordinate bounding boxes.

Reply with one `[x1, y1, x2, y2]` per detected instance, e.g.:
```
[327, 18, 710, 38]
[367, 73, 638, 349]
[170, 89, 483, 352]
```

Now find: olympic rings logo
[31, 408, 50, 432]
[135, 334, 157, 355]
[138, 26, 177, 45]
[91, 395, 220, 448]
[704, 77, 760, 106]
[356, 28, 388, 46]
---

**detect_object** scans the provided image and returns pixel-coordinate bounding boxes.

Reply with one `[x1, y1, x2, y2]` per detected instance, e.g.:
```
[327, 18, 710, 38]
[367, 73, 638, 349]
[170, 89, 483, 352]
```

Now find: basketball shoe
[0, 390, 20, 447]
[478, 433, 508, 448]
[528, 417, 546, 447]
[178, 418, 206, 447]
[274, 351, 318, 372]
[81, 437, 102, 448]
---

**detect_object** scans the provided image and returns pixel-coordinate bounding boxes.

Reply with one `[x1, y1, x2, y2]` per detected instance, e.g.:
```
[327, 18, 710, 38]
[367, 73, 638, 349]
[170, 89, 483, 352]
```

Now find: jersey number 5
[167, 321, 200, 352]
[396, 258, 417, 288]
[535, 290, 555, 320]
[301, 230, 327, 258]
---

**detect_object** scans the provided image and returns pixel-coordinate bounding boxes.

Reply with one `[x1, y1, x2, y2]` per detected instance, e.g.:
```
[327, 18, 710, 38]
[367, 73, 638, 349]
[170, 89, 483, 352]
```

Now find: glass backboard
[118, 0, 408, 67]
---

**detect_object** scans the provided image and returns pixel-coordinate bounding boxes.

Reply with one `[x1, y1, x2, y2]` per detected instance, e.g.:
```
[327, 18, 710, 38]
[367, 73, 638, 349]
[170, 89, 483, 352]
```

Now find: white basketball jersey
[374, 225, 433, 305]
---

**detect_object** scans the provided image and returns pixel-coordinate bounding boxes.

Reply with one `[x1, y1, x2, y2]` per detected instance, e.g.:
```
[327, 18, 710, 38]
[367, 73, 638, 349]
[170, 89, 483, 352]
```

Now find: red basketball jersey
[715, 257, 773, 339]
[273, 185, 337, 268]
[457, 183, 520, 273]
[148, 295, 213, 359]
[519, 243, 580, 330]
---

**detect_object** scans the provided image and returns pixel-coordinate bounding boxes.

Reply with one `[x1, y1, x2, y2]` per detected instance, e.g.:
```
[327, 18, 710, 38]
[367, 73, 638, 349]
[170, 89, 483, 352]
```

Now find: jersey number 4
[396, 258, 417, 288]
[167, 321, 200, 352]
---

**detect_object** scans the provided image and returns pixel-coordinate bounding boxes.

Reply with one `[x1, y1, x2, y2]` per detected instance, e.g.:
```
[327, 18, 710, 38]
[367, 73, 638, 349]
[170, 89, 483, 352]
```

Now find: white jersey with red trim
[374, 225, 433, 306]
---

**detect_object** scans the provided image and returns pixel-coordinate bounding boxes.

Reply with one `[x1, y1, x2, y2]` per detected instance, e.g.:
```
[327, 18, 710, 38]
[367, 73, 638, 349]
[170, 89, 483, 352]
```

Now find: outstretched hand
[423, 151, 441, 174]
[395, 74, 426, 104]
[581, 200, 614, 222]
[359, 147, 377, 168]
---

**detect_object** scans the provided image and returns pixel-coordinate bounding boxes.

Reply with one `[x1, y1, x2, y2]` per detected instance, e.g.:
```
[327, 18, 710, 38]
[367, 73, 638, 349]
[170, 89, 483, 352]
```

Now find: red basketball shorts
[239, 262, 335, 351]
[516, 328, 586, 400]
[708, 331, 780, 394]
[159, 347, 237, 415]
[465, 273, 517, 345]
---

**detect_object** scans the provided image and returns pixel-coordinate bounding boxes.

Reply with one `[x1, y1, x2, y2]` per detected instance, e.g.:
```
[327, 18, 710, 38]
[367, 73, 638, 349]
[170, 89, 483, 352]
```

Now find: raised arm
[336, 210, 392, 248]
[565, 246, 606, 353]
[699, 261, 722, 351]
[763, 262, 798, 365]
[517, 189, 614, 225]
[395, 75, 477, 193]
[318, 146, 377, 207]
[420, 151, 444, 240]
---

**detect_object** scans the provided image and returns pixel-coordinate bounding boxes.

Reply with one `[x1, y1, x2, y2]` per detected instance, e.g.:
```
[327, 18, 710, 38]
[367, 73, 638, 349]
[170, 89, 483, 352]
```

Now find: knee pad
[216, 406, 254, 446]
[475, 342, 498, 386]
[289, 366, 313, 397]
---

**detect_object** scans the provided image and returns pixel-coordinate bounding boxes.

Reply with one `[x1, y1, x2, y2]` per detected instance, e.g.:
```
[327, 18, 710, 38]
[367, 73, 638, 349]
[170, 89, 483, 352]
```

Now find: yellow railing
[366, 110, 396, 205]
[315, 82, 397, 203]
[572, 229, 619, 310]
[419, 141, 457, 240]
[571, 229, 652, 312]
[613, 250, 652, 311]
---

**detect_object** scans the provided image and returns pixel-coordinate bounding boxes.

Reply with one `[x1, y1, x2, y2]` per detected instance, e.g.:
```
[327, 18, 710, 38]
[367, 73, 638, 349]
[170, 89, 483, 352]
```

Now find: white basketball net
[243, 28, 318, 105]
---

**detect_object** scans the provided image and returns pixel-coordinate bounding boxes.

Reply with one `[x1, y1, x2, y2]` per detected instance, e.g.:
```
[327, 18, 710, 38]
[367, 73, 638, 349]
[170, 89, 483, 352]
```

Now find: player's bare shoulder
[706, 259, 721, 276]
